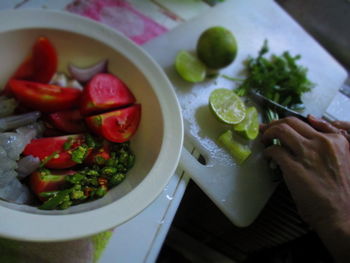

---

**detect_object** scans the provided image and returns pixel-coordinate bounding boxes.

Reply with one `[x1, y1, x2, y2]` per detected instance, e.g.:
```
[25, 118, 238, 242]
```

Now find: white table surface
[0, 1, 349, 263]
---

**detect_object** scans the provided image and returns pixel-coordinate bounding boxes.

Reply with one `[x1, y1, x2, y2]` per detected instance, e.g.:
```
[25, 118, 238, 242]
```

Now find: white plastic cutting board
[143, 0, 347, 227]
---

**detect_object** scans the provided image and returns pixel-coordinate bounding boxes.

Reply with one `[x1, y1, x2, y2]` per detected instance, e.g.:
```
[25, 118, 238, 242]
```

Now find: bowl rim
[0, 9, 183, 242]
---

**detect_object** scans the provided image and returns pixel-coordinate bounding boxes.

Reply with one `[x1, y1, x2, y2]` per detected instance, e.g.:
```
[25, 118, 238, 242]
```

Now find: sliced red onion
[16, 155, 40, 179]
[68, 59, 108, 83]
[0, 111, 41, 132]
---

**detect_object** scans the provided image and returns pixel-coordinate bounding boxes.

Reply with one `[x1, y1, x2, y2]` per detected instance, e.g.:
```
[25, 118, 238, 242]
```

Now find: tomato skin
[48, 109, 86, 133]
[1, 37, 57, 96]
[9, 79, 82, 113]
[80, 73, 136, 116]
[29, 170, 74, 201]
[85, 104, 141, 143]
[23, 134, 85, 169]
[31, 37, 58, 83]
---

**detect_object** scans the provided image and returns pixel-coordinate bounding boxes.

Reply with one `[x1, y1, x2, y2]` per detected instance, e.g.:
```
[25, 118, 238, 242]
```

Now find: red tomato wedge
[2, 37, 57, 96]
[85, 104, 141, 143]
[9, 79, 82, 113]
[31, 37, 58, 83]
[29, 170, 75, 201]
[48, 109, 86, 133]
[23, 134, 85, 169]
[13, 37, 57, 83]
[80, 73, 136, 116]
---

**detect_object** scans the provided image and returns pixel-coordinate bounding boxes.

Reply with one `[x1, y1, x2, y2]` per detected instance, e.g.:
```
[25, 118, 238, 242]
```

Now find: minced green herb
[71, 145, 89, 164]
[85, 133, 101, 149]
[235, 40, 314, 111]
[39, 141, 135, 210]
[63, 136, 74, 150]
[39, 151, 59, 168]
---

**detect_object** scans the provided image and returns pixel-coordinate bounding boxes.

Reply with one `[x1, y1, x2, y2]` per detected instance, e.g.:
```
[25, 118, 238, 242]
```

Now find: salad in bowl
[1, 36, 142, 210]
[0, 9, 183, 241]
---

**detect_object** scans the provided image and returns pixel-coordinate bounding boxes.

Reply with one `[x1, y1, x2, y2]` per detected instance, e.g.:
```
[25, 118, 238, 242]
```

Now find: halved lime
[175, 50, 206, 83]
[233, 106, 259, 140]
[209, 88, 246, 124]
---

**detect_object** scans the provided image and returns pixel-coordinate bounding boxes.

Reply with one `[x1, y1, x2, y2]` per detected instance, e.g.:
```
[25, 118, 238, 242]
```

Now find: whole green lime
[196, 26, 238, 70]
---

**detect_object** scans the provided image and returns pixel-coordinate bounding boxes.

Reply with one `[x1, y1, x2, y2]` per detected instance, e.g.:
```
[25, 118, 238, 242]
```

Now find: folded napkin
[66, 0, 168, 45]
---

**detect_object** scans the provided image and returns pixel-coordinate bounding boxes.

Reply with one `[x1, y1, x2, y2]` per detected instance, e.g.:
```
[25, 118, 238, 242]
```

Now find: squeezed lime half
[175, 50, 206, 83]
[209, 88, 246, 124]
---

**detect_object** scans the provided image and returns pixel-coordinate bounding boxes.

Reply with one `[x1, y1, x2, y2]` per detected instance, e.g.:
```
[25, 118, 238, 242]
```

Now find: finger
[307, 115, 339, 133]
[260, 123, 267, 132]
[264, 117, 318, 139]
[262, 122, 307, 154]
[332, 120, 350, 141]
[264, 145, 306, 189]
[308, 116, 350, 141]
[332, 120, 350, 131]
[264, 145, 299, 175]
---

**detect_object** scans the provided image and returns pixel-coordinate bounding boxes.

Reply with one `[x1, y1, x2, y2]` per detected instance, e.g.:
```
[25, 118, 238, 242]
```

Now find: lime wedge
[175, 50, 206, 83]
[209, 88, 246, 124]
[233, 106, 259, 140]
[217, 130, 251, 164]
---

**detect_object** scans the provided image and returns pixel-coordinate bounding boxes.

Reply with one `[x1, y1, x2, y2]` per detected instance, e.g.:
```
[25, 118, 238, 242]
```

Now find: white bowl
[0, 9, 183, 241]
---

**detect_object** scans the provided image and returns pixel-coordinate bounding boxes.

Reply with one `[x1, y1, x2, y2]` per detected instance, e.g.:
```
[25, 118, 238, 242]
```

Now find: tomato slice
[48, 109, 87, 133]
[13, 37, 57, 83]
[2, 37, 58, 96]
[80, 73, 136, 116]
[23, 134, 86, 169]
[9, 79, 82, 113]
[29, 170, 75, 201]
[85, 104, 141, 143]
[31, 37, 58, 83]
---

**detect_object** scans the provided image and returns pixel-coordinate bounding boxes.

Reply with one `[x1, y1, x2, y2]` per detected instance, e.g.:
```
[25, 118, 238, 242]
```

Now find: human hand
[261, 116, 350, 262]
[261, 116, 350, 227]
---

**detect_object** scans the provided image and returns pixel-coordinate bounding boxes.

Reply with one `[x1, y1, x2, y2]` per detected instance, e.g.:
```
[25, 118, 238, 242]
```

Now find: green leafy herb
[235, 40, 314, 111]
[222, 75, 244, 82]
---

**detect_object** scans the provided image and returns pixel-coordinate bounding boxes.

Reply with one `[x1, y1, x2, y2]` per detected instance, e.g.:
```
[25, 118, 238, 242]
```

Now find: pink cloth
[66, 0, 168, 45]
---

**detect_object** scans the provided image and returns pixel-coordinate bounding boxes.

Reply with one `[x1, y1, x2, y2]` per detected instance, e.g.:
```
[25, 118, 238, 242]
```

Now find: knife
[248, 90, 308, 122]
[249, 90, 350, 141]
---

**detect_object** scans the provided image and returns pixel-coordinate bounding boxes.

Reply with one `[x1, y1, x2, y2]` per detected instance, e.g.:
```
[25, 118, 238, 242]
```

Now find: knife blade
[248, 90, 308, 122]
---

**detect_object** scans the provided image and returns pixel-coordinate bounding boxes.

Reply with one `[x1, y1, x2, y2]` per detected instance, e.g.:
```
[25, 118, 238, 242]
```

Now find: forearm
[315, 219, 350, 263]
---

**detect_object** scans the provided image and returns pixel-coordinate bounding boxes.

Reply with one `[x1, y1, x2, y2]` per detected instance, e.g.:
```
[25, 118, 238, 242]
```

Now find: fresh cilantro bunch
[236, 40, 314, 112]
